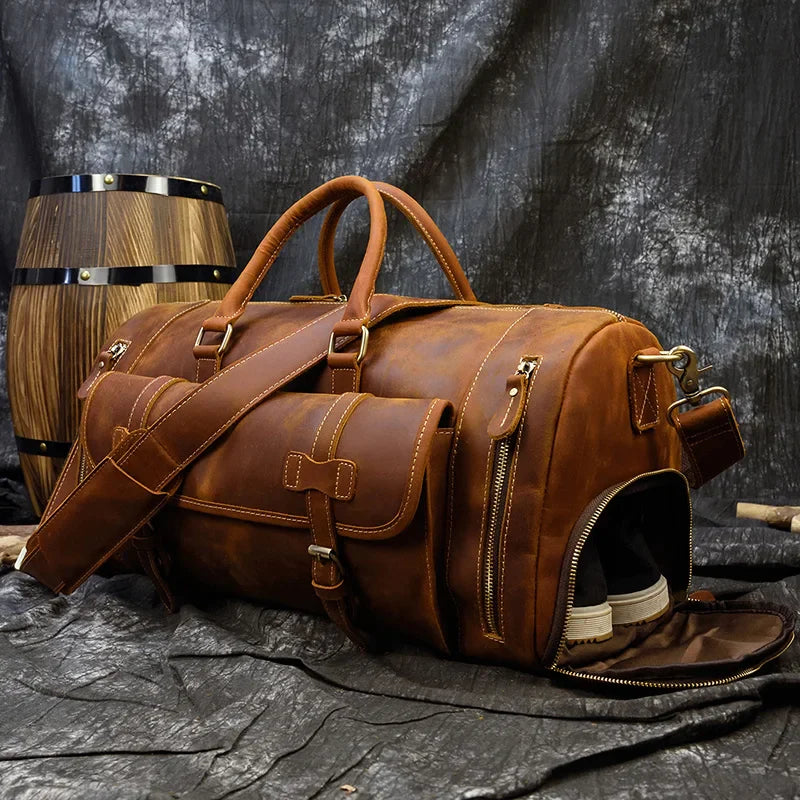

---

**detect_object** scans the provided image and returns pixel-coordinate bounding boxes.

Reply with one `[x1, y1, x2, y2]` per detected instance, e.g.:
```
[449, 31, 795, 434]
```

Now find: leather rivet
[103, 174, 114, 185]
[200, 184, 209, 195]
[509, 387, 519, 397]
[213, 268, 221, 280]
[39, 442, 47, 453]
[98, 361, 104, 369]
[80, 270, 91, 281]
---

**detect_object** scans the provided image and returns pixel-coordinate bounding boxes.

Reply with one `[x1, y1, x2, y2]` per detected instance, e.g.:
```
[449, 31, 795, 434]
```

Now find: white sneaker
[607, 574, 670, 626]
[565, 601, 613, 644]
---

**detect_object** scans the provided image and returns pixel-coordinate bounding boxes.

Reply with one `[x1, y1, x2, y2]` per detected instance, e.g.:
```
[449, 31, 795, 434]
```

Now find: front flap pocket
[83, 373, 454, 541]
[82, 372, 455, 650]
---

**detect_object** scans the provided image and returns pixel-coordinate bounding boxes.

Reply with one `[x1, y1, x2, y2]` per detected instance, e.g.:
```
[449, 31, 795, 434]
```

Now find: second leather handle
[317, 182, 476, 303]
[199, 175, 387, 335]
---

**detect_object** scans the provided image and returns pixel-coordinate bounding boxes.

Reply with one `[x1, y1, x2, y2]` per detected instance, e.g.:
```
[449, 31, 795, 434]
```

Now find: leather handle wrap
[317, 182, 477, 303]
[201, 176, 387, 335]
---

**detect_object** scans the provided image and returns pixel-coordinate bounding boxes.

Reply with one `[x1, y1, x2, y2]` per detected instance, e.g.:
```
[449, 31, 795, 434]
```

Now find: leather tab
[311, 577, 350, 602]
[488, 375, 527, 439]
[673, 396, 745, 488]
[689, 589, 717, 602]
[284, 452, 357, 501]
[132, 528, 176, 612]
[628, 349, 660, 432]
[78, 350, 113, 400]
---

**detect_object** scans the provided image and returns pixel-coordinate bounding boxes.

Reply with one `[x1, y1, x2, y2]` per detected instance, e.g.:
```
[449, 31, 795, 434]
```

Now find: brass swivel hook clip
[635, 345, 730, 426]
[664, 345, 714, 402]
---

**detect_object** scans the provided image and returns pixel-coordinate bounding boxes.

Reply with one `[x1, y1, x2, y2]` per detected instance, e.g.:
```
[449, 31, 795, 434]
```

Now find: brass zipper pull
[288, 294, 347, 303]
[487, 356, 538, 439]
[77, 340, 130, 400]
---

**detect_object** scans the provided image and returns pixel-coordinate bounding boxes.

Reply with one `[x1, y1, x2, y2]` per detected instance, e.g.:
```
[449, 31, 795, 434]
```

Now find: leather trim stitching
[497, 358, 540, 636]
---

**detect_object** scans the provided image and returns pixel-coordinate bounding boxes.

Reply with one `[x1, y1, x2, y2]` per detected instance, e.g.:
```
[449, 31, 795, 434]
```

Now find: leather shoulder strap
[18, 306, 346, 593]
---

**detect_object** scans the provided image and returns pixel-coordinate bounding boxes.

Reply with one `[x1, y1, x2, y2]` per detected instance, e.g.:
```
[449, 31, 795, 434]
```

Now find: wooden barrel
[7, 173, 236, 516]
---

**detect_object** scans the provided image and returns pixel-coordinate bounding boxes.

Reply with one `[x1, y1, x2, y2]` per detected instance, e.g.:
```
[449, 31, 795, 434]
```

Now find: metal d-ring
[667, 386, 731, 425]
[328, 325, 369, 364]
[194, 323, 234, 356]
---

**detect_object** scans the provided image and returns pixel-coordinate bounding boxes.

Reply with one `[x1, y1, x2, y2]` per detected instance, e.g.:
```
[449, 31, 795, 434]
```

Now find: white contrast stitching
[336, 400, 439, 536]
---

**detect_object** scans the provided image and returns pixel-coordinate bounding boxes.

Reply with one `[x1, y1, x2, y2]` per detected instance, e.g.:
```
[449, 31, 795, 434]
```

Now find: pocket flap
[82, 372, 453, 540]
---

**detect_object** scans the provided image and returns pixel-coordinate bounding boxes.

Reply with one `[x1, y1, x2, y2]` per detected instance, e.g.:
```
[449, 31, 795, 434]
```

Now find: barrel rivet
[509, 387, 519, 397]
[103, 174, 114, 185]
[39, 442, 47, 453]
[200, 184, 209, 195]
[213, 268, 221, 280]
[80, 270, 91, 281]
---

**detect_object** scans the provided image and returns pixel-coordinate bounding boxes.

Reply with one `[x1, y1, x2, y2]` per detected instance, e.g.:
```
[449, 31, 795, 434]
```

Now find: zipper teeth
[482, 357, 538, 637]
[549, 469, 693, 678]
[483, 438, 513, 635]
[551, 633, 795, 689]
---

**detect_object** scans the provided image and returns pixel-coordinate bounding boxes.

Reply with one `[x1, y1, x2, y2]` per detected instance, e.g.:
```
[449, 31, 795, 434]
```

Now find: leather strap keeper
[284, 452, 357, 500]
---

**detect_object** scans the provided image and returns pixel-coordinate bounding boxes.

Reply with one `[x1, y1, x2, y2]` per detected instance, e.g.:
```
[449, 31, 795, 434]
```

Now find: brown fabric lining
[558, 602, 793, 680]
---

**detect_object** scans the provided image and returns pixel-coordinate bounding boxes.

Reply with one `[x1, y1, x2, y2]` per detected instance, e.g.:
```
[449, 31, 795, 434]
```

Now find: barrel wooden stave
[16, 192, 234, 269]
[9, 178, 235, 516]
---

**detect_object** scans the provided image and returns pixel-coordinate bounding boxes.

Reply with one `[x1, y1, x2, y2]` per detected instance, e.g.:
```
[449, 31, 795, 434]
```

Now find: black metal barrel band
[15, 437, 72, 459]
[12, 265, 238, 287]
[30, 174, 224, 203]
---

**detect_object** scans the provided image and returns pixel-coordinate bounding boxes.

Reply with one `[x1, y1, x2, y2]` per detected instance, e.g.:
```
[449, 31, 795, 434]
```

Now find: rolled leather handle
[199, 175, 388, 336]
[317, 182, 476, 303]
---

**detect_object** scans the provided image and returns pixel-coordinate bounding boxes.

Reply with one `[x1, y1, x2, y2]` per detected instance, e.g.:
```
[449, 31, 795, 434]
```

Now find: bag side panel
[534, 321, 681, 661]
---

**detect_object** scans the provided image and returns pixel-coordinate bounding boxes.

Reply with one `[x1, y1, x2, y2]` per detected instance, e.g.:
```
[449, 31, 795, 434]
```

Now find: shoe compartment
[548, 470, 795, 688]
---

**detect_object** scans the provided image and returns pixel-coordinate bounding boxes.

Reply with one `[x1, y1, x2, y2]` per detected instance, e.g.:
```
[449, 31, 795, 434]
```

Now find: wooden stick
[736, 502, 800, 532]
[0, 525, 36, 565]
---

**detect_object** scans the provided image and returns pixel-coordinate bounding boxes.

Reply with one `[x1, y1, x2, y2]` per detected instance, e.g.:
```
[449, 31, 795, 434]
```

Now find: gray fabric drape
[0, 0, 798, 495]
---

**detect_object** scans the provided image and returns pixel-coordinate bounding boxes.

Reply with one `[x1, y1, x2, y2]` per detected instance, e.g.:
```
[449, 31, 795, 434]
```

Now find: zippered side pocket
[479, 356, 540, 639]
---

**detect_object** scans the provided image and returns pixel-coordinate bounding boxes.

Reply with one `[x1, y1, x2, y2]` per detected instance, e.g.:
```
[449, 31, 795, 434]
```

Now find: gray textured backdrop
[0, 0, 797, 498]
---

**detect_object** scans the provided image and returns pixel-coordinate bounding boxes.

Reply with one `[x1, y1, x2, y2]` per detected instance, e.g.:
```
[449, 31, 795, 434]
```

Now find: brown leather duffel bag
[17, 176, 794, 690]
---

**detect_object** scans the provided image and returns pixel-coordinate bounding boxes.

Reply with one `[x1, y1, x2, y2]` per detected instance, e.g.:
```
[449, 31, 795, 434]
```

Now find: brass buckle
[327, 325, 369, 364]
[194, 323, 234, 357]
[308, 544, 345, 574]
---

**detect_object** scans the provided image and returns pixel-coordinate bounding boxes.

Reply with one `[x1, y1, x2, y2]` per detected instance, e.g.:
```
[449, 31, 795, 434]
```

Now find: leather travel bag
[17, 176, 795, 691]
